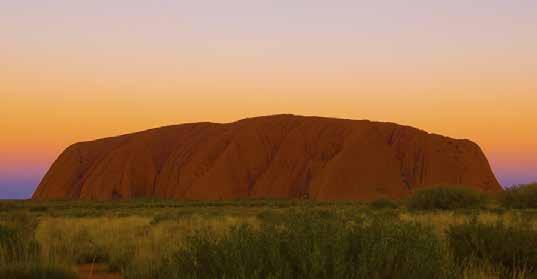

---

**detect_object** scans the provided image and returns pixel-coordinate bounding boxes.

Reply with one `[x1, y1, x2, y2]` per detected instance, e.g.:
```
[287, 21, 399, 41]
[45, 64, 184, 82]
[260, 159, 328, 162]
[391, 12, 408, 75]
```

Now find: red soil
[77, 264, 121, 279]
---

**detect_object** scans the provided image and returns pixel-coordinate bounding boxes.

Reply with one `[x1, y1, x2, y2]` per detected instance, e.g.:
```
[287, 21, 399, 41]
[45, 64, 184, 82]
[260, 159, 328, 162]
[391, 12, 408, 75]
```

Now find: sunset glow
[2, 0, 536, 198]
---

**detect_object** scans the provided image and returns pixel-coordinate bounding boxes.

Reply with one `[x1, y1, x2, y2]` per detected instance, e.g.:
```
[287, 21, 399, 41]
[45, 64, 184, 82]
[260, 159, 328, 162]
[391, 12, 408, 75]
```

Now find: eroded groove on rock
[32, 114, 501, 201]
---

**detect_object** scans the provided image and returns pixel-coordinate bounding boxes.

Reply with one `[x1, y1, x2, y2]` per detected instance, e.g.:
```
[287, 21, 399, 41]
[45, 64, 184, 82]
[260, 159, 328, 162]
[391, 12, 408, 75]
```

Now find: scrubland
[1, 184, 537, 279]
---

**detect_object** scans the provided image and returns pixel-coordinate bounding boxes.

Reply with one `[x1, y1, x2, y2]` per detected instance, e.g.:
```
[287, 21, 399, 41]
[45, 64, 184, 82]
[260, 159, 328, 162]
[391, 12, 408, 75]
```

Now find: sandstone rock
[32, 115, 501, 200]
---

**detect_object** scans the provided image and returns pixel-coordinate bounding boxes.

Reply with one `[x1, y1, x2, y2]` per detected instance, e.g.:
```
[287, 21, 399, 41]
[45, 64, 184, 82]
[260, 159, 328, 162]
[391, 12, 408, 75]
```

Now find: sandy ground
[77, 264, 122, 279]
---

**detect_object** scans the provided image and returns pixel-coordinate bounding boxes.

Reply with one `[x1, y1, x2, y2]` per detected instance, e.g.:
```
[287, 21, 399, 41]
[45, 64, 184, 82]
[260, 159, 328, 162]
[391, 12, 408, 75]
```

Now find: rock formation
[32, 115, 501, 200]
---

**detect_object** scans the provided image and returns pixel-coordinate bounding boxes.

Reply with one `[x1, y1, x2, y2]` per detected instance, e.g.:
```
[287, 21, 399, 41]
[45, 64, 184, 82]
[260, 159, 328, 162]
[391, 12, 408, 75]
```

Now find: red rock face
[32, 115, 501, 201]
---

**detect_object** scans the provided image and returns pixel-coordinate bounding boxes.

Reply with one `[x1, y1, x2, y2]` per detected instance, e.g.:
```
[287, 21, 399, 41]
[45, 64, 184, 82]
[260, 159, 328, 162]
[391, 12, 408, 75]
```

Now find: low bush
[369, 197, 398, 209]
[150, 210, 196, 225]
[500, 183, 537, 209]
[446, 220, 537, 276]
[407, 186, 486, 210]
[29, 206, 49, 213]
[155, 210, 453, 279]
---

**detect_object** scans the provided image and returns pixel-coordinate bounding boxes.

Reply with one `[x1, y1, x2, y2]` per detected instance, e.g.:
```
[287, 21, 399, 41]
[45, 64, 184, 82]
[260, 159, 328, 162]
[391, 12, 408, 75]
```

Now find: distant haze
[2, 0, 536, 198]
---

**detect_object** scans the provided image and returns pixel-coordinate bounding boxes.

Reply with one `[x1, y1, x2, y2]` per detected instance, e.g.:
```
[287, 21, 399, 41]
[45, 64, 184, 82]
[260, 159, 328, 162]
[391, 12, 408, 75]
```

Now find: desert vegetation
[406, 185, 488, 210]
[500, 183, 537, 209]
[1, 185, 537, 278]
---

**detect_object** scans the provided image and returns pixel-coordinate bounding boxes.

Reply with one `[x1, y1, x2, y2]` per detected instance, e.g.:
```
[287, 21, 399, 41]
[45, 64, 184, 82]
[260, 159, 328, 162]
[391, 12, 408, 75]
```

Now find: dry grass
[1, 202, 535, 278]
[399, 211, 537, 236]
[35, 214, 260, 276]
[460, 261, 529, 279]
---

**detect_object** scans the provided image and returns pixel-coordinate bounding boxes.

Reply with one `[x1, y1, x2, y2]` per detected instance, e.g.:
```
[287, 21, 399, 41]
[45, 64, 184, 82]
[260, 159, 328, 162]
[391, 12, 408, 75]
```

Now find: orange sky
[1, 1, 537, 197]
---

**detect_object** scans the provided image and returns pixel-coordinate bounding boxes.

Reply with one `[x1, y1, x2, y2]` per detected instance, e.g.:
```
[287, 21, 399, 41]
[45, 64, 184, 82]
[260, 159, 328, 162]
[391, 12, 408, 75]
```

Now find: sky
[1, 0, 536, 199]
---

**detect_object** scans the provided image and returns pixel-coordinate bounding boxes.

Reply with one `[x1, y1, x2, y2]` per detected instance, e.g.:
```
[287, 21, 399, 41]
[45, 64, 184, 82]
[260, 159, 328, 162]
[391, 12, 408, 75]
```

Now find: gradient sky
[2, 0, 536, 199]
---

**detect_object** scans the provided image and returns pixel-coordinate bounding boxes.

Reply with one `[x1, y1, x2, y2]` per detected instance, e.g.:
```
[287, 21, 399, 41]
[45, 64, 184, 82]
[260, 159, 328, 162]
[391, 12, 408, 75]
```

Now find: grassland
[1, 185, 537, 279]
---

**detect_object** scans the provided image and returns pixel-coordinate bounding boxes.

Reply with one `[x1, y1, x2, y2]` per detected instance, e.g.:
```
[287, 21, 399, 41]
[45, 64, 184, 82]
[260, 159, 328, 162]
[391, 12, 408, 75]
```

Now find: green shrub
[154, 211, 453, 279]
[407, 186, 486, 210]
[369, 197, 398, 209]
[500, 183, 537, 209]
[446, 220, 537, 276]
[256, 209, 284, 223]
[29, 206, 49, 213]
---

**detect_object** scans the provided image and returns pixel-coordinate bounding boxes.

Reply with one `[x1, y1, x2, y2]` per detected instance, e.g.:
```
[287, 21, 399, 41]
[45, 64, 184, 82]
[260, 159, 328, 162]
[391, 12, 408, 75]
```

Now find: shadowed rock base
[33, 115, 501, 201]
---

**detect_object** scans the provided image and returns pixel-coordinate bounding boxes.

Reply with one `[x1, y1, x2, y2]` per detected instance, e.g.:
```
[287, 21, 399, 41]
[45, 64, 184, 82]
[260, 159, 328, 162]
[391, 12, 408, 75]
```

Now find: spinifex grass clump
[407, 186, 487, 210]
[446, 219, 537, 277]
[500, 183, 537, 209]
[0, 212, 76, 279]
[156, 209, 453, 279]
[0, 213, 40, 264]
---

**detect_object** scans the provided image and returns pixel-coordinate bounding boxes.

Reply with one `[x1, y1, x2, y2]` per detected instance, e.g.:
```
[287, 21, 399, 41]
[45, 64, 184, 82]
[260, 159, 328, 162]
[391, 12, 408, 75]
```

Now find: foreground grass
[0, 212, 76, 279]
[1, 197, 537, 278]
